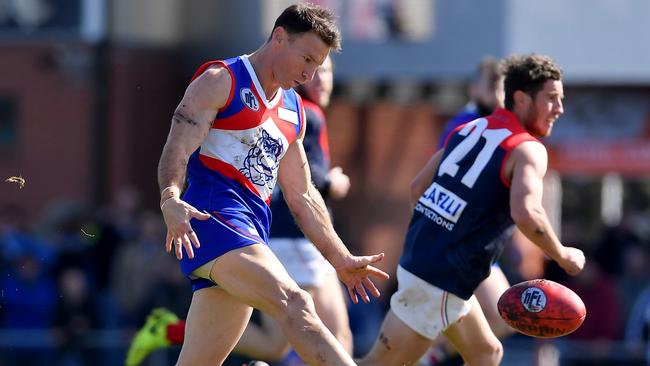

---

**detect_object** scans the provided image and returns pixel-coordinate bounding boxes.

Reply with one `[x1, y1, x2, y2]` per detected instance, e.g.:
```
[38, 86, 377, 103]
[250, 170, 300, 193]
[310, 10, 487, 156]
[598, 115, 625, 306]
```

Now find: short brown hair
[271, 3, 342, 51]
[472, 56, 502, 91]
[503, 54, 562, 110]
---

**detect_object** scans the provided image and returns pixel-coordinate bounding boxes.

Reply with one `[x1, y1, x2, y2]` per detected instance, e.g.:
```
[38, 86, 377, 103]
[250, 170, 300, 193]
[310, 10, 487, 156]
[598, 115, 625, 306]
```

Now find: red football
[497, 279, 586, 338]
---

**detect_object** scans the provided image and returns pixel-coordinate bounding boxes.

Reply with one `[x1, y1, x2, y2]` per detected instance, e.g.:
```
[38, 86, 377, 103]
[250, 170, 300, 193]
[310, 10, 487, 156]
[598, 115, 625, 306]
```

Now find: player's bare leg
[234, 272, 352, 361]
[474, 266, 514, 339]
[311, 271, 353, 354]
[356, 310, 433, 366]
[442, 300, 503, 366]
[207, 243, 354, 366]
[177, 287, 253, 365]
[234, 310, 290, 361]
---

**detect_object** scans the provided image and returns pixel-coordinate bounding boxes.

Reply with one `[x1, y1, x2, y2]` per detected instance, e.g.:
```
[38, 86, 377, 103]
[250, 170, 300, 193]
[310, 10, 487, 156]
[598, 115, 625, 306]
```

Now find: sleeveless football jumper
[400, 108, 539, 300]
[179, 55, 305, 291]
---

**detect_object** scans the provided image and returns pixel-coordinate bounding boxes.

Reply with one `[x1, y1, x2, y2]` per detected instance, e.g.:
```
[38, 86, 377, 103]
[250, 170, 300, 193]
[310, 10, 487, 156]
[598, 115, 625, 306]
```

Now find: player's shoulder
[184, 63, 233, 110]
[510, 140, 548, 172]
[191, 60, 234, 90]
[513, 139, 547, 157]
[194, 64, 232, 88]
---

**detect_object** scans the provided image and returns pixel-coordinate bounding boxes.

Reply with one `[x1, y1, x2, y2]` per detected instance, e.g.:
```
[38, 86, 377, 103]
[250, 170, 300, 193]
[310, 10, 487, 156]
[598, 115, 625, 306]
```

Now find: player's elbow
[283, 191, 300, 212]
[409, 179, 423, 204]
[510, 205, 536, 228]
[284, 190, 309, 220]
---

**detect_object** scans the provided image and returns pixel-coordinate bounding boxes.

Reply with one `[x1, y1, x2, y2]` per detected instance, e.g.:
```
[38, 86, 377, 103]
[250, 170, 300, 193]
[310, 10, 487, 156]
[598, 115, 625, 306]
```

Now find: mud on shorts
[390, 265, 478, 340]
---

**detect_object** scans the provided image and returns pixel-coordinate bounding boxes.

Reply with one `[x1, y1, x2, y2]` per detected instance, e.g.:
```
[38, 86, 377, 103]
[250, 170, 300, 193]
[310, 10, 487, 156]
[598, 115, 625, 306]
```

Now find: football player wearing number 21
[356, 54, 586, 366]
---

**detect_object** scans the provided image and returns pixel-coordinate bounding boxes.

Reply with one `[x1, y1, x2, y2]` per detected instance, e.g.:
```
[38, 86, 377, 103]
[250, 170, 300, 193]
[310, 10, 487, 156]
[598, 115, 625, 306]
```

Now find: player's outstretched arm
[278, 138, 389, 303]
[158, 66, 230, 259]
[409, 149, 444, 208]
[508, 141, 585, 276]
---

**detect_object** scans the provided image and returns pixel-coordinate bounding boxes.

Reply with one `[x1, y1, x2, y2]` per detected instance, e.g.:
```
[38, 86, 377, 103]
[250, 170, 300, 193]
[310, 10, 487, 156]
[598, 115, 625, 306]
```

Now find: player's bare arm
[158, 66, 231, 260]
[507, 141, 585, 275]
[278, 136, 389, 304]
[409, 149, 444, 207]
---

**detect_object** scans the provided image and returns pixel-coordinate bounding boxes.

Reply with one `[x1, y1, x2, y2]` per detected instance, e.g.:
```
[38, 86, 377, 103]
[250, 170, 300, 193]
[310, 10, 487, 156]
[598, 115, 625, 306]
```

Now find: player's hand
[333, 253, 390, 304]
[160, 197, 211, 260]
[328, 167, 350, 200]
[558, 246, 585, 276]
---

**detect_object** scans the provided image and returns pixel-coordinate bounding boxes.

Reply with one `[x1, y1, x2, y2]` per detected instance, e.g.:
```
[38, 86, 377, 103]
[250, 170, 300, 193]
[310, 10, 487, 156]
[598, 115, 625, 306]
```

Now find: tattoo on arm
[173, 110, 199, 126]
[379, 332, 392, 351]
[532, 207, 546, 236]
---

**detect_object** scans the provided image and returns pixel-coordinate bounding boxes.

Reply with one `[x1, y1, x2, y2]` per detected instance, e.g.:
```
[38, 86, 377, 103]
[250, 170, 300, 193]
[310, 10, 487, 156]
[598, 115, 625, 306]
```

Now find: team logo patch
[240, 88, 259, 111]
[520, 287, 546, 313]
[418, 182, 467, 223]
[240, 129, 283, 187]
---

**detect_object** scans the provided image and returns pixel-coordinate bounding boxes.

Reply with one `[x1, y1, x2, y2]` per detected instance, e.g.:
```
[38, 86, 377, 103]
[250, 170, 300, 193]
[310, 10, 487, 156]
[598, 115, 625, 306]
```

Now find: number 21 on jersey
[438, 118, 511, 188]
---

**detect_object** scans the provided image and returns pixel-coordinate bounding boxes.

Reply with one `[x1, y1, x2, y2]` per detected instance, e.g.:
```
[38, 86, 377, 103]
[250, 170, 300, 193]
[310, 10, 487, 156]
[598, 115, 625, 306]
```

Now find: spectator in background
[436, 57, 504, 149]
[53, 267, 99, 366]
[617, 243, 650, 321]
[0, 253, 57, 365]
[91, 185, 143, 295]
[111, 211, 183, 326]
[0, 254, 57, 329]
[0, 204, 58, 332]
[625, 284, 650, 365]
[565, 260, 621, 353]
[593, 222, 642, 277]
[0, 203, 57, 271]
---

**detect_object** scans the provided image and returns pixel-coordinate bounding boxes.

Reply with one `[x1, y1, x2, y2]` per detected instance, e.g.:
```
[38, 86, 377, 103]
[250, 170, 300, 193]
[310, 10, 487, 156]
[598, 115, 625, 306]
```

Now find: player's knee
[285, 287, 316, 315]
[481, 339, 503, 365]
[268, 287, 316, 320]
[465, 338, 502, 366]
[492, 339, 504, 362]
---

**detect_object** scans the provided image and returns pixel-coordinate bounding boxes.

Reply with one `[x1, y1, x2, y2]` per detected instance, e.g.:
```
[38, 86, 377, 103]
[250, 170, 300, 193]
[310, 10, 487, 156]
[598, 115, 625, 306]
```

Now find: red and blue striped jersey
[186, 55, 306, 207]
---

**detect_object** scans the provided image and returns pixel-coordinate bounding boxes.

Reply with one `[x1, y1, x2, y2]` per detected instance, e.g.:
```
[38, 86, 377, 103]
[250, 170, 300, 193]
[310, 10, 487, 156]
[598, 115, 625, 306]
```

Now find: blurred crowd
[0, 186, 191, 366]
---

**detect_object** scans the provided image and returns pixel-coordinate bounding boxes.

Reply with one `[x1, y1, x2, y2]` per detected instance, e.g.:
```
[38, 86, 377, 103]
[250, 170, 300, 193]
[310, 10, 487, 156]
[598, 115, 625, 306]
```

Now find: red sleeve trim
[499, 133, 541, 188]
[191, 60, 235, 114]
[442, 122, 470, 149]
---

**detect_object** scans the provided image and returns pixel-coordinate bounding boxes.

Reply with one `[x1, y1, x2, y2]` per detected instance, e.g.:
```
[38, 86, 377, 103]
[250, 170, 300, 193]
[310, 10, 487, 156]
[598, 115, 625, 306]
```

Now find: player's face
[525, 79, 564, 137]
[275, 30, 330, 90]
[304, 55, 333, 108]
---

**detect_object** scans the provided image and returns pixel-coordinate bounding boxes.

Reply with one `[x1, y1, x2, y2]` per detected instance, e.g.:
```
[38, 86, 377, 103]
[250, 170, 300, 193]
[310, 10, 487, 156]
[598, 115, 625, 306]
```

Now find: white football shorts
[390, 265, 478, 340]
[268, 238, 335, 287]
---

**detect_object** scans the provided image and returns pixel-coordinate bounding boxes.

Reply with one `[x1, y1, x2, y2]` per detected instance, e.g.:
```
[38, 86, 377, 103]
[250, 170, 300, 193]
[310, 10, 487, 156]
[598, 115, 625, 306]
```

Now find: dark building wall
[106, 47, 185, 208]
[0, 42, 184, 218]
[0, 42, 94, 218]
